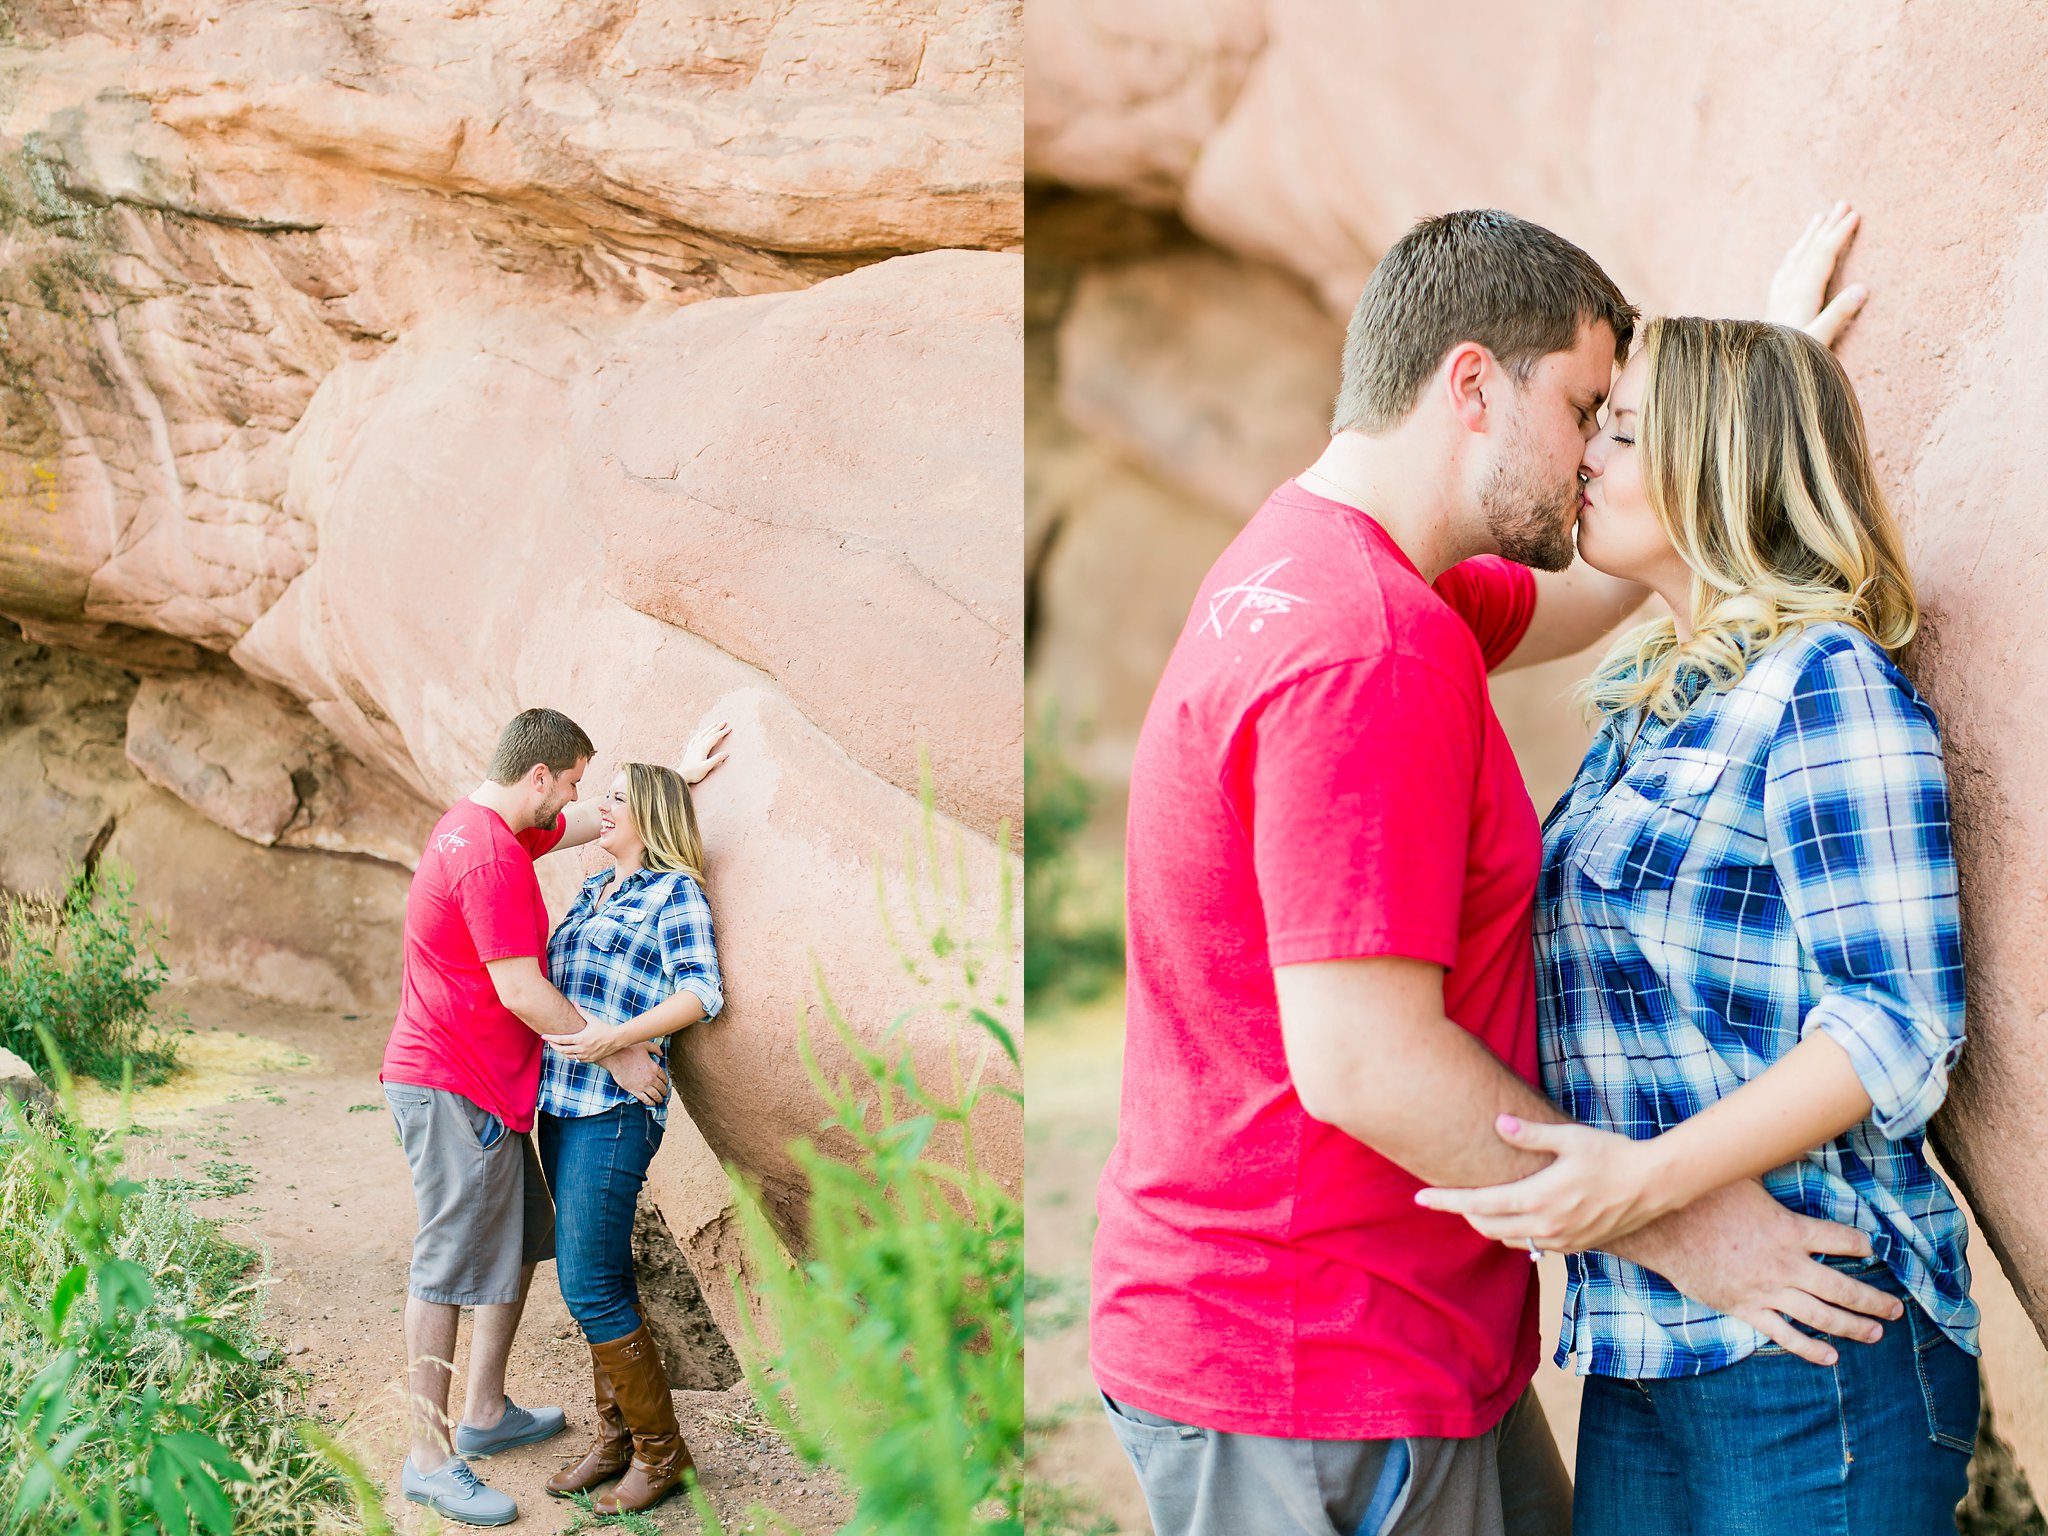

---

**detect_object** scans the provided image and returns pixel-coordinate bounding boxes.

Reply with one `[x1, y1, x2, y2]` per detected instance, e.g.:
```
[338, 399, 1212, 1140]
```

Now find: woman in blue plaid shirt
[530, 761, 723, 1515]
[1420, 318, 1978, 1534]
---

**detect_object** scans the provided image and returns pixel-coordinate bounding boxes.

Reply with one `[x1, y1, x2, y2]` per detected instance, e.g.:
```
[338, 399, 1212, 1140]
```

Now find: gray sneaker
[401, 1454, 518, 1527]
[454, 1395, 569, 1457]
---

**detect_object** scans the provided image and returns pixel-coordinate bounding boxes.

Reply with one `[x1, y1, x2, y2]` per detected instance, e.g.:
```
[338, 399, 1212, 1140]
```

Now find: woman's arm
[1420, 639, 1965, 1253]
[1414, 1039, 1873, 1253]
[546, 989, 706, 1062]
[553, 800, 606, 851]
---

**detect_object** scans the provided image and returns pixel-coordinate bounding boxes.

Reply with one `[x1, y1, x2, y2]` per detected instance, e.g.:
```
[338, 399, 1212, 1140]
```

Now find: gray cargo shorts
[385, 1083, 555, 1306]
[1102, 1385, 1571, 1536]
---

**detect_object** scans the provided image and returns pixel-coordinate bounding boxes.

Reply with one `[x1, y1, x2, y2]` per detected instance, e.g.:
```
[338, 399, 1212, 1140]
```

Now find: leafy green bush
[1022, 718, 1123, 1005]
[725, 762, 1023, 1535]
[0, 1043, 346, 1534]
[1, 864, 180, 1085]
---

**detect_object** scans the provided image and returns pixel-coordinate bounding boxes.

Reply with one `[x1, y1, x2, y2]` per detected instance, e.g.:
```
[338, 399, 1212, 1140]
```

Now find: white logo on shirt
[433, 830, 471, 855]
[1205, 557, 1310, 638]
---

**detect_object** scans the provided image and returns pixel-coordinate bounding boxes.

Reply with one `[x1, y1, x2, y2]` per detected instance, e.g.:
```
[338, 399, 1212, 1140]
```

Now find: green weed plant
[1, 863, 181, 1085]
[0, 1038, 345, 1534]
[725, 759, 1024, 1535]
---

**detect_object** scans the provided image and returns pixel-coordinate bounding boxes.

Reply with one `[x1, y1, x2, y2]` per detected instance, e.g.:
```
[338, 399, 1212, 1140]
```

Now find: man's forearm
[1311, 1013, 1569, 1187]
[506, 985, 586, 1039]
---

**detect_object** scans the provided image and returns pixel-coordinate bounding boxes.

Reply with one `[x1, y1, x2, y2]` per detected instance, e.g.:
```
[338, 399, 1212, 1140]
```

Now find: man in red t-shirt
[1091, 211, 1902, 1536]
[381, 708, 673, 1526]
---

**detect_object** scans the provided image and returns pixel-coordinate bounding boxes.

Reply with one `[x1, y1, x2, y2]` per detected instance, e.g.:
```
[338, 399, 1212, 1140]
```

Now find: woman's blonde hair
[1583, 317, 1918, 721]
[623, 762, 706, 884]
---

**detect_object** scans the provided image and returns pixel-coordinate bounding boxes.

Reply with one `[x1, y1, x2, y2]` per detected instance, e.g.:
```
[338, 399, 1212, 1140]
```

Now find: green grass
[0, 1047, 350, 1534]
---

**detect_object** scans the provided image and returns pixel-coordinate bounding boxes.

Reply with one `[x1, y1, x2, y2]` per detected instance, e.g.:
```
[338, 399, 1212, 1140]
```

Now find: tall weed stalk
[727, 758, 1023, 1534]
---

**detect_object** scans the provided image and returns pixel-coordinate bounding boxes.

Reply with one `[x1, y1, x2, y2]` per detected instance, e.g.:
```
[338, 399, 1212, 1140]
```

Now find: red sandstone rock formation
[0, 0, 1022, 1351]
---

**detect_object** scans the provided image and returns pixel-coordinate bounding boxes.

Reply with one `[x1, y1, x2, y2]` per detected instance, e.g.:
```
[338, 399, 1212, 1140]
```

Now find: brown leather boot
[591, 1325, 693, 1514]
[545, 1348, 631, 1497]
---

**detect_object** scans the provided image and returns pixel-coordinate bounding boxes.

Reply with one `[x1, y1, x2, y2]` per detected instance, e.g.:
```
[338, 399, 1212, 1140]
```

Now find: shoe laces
[446, 1459, 483, 1494]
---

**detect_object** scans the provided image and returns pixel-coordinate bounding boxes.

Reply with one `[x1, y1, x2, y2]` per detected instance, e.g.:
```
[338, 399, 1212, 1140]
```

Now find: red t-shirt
[1090, 479, 1543, 1440]
[379, 801, 567, 1133]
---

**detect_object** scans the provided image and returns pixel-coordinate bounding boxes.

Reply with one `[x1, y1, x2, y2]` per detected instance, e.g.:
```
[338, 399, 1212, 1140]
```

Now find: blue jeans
[1574, 1261, 1977, 1536]
[536, 1104, 665, 1345]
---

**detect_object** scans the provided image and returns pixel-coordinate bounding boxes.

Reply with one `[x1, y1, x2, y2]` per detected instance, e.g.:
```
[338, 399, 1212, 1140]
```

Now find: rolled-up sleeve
[658, 875, 724, 1021]
[1764, 638, 1966, 1139]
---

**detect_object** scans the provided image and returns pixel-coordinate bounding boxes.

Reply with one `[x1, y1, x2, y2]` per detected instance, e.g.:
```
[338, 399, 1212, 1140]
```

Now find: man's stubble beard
[1480, 418, 1580, 574]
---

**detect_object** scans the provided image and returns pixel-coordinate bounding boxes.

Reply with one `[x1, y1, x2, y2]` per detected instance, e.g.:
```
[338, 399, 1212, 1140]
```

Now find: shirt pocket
[1572, 748, 1767, 893]
[590, 901, 655, 952]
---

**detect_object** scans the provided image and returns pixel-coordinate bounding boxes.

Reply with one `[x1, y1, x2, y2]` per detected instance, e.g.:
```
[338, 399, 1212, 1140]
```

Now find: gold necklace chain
[1297, 465, 1375, 513]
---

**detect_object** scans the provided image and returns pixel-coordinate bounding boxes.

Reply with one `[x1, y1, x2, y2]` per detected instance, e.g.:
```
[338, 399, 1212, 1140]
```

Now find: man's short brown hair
[1330, 209, 1638, 435]
[486, 708, 595, 785]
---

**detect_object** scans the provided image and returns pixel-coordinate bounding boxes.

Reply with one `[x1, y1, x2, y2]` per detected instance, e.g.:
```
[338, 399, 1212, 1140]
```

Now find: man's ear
[1443, 342, 1493, 434]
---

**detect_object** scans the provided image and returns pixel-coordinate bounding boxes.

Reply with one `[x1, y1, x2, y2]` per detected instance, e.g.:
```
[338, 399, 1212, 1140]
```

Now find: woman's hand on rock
[680, 719, 733, 784]
[1765, 200, 1868, 348]
[1413, 1115, 1670, 1255]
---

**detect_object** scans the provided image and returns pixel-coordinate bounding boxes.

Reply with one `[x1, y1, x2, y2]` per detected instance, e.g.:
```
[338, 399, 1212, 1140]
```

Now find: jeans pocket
[1907, 1303, 1980, 1454]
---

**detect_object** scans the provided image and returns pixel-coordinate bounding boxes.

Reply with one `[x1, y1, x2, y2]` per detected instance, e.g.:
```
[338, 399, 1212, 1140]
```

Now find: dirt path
[105, 985, 851, 1534]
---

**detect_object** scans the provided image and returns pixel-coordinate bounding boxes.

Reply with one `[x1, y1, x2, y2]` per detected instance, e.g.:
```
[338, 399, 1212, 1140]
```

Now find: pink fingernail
[1499, 1114, 1521, 1135]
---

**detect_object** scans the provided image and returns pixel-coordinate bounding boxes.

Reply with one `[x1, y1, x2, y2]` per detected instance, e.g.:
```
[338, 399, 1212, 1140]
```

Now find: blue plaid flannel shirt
[1537, 622, 1978, 1378]
[538, 866, 723, 1126]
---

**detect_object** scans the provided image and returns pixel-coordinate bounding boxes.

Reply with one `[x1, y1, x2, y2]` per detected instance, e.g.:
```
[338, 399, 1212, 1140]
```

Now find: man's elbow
[1293, 1066, 1376, 1131]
